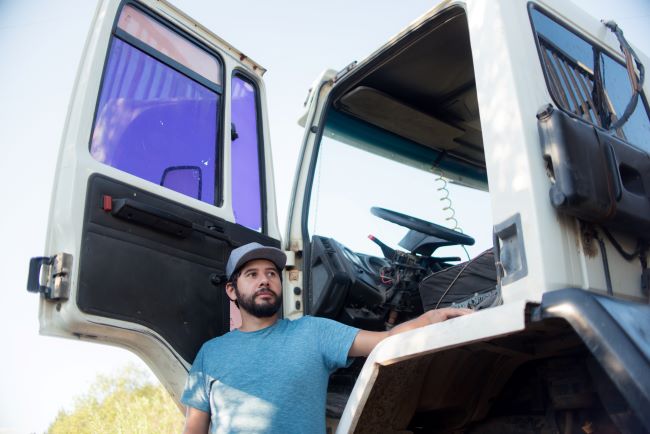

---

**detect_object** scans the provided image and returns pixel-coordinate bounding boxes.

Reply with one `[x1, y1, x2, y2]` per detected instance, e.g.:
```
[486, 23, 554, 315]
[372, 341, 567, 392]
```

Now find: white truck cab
[29, 0, 650, 432]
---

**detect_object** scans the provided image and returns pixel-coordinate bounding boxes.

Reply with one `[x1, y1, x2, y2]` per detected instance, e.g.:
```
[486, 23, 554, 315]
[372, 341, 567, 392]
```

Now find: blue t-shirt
[181, 316, 360, 434]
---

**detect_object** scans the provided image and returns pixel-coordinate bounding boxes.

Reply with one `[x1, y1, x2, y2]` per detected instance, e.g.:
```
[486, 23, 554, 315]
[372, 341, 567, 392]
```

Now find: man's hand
[349, 307, 473, 357]
[410, 307, 473, 328]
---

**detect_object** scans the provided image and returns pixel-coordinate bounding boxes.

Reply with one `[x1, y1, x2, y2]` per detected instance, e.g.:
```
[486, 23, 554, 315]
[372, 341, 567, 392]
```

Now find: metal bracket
[493, 213, 528, 286]
[27, 253, 73, 300]
[334, 61, 357, 82]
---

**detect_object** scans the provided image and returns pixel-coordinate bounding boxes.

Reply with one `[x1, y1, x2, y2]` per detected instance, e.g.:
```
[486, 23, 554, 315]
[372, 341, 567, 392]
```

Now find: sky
[0, 0, 648, 433]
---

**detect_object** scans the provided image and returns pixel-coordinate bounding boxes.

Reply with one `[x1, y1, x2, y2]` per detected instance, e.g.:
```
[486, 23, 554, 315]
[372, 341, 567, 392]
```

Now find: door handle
[106, 196, 235, 244]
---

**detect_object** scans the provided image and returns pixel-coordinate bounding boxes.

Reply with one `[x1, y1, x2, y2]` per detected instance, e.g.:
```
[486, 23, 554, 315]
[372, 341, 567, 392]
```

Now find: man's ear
[225, 282, 237, 303]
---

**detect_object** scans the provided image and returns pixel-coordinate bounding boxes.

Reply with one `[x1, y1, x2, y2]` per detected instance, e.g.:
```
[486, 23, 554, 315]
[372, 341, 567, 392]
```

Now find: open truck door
[27, 0, 281, 401]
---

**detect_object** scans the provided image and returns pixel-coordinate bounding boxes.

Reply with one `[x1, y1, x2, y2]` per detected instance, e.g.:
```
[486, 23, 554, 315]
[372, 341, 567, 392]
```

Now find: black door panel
[78, 175, 279, 363]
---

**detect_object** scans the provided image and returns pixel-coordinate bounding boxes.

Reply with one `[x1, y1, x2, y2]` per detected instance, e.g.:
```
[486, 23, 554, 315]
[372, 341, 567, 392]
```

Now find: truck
[28, 0, 650, 432]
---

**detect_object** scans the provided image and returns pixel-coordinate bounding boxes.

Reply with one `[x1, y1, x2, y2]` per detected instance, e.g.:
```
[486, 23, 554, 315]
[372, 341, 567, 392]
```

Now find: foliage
[47, 363, 184, 434]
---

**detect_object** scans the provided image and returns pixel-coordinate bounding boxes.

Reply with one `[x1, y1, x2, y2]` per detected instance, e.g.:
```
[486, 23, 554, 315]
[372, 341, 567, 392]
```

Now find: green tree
[47, 364, 184, 434]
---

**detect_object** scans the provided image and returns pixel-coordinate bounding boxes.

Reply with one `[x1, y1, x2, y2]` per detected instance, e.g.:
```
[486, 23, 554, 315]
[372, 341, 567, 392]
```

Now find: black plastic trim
[538, 106, 650, 238]
[298, 79, 331, 315]
[114, 29, 223, 94]
[534, 288, 650, 432]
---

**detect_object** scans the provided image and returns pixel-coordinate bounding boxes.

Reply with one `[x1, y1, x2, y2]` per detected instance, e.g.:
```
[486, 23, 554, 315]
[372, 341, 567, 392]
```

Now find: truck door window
[231, 73, 263, 231]
[90, 3, 223, 205]
[530, 7, 650, 151]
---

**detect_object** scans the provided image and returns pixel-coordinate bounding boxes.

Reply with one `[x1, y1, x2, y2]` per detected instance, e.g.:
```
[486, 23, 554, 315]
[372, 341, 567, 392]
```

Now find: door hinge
[334, 61, 357, 83]
[27, 253, 73, 300]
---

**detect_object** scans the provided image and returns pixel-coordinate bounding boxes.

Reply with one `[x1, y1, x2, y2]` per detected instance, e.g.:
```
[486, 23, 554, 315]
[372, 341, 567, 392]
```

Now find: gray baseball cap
[226, 242, 286, 280]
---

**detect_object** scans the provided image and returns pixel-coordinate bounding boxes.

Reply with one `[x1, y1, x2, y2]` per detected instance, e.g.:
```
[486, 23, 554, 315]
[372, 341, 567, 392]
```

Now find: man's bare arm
[183, 407, 210, 434]
[348, 307, 473, 357]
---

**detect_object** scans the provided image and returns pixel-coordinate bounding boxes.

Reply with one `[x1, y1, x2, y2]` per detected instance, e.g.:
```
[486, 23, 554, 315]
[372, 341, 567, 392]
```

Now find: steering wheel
[371, 207, 475, 246]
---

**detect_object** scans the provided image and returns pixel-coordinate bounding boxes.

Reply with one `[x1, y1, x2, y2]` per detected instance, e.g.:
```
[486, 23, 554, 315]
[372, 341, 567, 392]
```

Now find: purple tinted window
[231, 75, 262, 231]
[90, 37, 220, 204]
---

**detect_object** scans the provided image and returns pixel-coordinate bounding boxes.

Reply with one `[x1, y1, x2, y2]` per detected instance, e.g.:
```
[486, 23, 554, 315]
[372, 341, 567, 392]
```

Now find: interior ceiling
[362, 15, 475, 113]
[334, 10, 484, 167]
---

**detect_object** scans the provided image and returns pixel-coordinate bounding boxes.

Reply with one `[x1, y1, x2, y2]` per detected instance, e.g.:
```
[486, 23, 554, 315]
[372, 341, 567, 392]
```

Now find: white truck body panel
[337, 301, 528, 433]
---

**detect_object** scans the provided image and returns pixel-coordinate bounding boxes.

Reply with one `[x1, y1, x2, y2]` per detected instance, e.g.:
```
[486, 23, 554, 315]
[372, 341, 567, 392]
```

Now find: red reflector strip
[102, 195, 112, 212]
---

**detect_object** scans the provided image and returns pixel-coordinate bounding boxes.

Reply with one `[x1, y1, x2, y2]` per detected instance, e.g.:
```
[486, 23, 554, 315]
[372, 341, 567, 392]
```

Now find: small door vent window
[117, 4, 221, 86]
[231, 74, 263, 232]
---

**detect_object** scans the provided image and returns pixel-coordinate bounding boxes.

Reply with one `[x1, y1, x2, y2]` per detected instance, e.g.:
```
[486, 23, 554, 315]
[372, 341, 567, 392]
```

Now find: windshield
[307, 120, 493, 261]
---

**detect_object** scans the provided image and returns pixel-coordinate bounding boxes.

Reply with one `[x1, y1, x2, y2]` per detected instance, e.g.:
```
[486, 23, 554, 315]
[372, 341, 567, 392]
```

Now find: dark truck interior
[306, 5, 502, 338]
[297, 5, 501, 421]
[306, 5, 497, 336]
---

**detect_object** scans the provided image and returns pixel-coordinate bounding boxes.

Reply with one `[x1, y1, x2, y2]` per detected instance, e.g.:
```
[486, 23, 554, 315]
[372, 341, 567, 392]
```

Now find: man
[182, 242, 471, 434]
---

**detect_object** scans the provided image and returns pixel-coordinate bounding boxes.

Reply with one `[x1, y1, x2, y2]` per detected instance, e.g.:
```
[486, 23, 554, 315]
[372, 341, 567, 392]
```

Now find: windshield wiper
[598, 20, 646, 131]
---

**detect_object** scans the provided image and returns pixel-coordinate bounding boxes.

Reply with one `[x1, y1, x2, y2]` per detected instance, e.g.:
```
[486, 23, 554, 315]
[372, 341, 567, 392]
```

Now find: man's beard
[234, 286, 283, 318]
